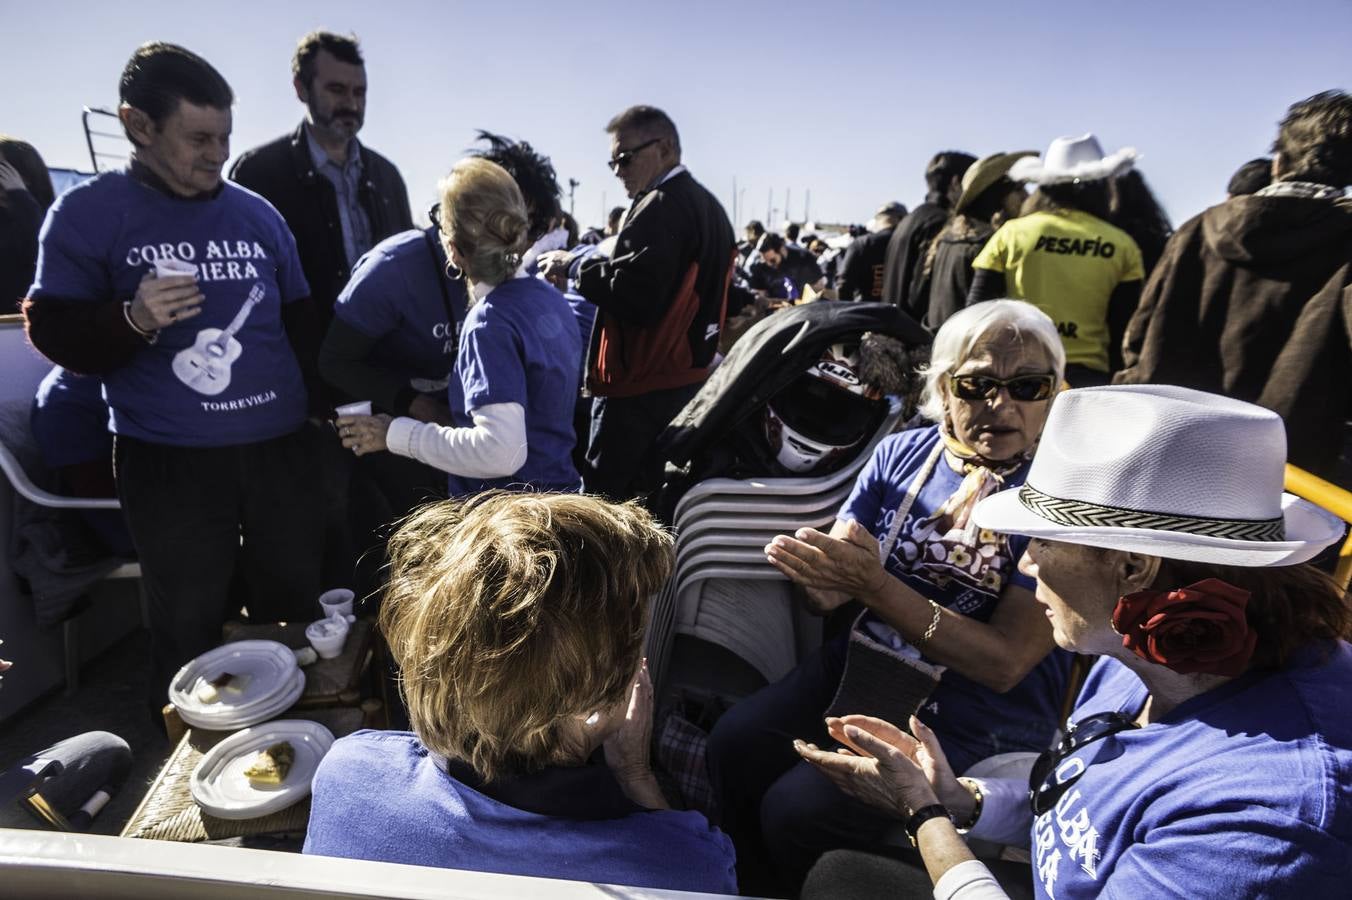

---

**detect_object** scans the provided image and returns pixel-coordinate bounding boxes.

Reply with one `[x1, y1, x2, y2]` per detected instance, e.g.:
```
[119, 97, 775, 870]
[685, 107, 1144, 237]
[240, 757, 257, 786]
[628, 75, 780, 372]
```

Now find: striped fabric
[1017, 484, 1286, 542]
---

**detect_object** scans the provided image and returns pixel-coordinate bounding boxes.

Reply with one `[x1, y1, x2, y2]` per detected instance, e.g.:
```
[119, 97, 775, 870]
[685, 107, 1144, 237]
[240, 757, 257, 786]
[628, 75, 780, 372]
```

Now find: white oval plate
[169, 641, 299, 718]
[190, 719, 335, 820]
[177, 668, 306, 731]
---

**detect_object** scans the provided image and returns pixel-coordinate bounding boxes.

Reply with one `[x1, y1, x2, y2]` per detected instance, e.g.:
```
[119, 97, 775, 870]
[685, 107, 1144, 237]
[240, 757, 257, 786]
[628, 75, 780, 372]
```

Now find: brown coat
[1115, 194, 1352, 478]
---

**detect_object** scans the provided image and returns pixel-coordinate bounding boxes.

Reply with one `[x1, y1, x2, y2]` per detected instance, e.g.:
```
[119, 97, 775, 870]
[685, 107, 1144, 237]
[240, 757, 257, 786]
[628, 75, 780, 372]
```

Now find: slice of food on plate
[243, 741, 296, 785]
[195, 671, 252, 703]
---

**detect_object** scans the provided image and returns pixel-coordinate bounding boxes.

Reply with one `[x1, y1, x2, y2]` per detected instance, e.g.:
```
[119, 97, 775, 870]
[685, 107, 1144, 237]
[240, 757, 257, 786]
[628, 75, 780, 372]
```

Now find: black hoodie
[1117, 193, 1352, 478]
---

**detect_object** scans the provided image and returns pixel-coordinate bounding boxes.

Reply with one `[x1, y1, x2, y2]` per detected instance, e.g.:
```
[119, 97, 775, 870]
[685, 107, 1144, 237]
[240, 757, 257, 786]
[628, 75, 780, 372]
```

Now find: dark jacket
[881, 198, 950, 319]
[836, 227, 895, 301]
[919, 219, 995, 331]
[1115, 193, 1352, 478]
[577, 170, 736, 398]
[229, 123, 413, 325]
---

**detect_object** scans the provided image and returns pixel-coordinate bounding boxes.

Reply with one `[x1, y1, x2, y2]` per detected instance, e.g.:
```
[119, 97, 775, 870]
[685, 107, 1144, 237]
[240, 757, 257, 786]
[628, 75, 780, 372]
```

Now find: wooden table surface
[120, 706, 372, 843]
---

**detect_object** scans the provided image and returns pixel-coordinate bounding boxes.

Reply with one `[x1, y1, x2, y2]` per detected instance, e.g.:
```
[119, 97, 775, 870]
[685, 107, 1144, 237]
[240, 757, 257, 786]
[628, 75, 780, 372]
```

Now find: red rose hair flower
[1111, 578, 1257, 677]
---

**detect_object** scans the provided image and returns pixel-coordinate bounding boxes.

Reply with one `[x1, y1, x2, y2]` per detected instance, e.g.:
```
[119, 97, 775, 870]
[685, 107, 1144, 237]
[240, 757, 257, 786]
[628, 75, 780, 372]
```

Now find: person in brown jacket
[1115, 90, 1352, 480]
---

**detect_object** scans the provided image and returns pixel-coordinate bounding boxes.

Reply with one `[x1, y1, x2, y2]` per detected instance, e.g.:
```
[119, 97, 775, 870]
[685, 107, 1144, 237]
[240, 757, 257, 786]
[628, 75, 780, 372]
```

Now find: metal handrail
[81, 106, 127, 173]
[1284, 464, 1352, 588]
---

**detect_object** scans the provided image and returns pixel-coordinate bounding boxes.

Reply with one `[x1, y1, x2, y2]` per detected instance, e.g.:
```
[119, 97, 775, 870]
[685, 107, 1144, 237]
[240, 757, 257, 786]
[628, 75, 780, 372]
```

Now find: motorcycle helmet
[764, 342, 886, 473]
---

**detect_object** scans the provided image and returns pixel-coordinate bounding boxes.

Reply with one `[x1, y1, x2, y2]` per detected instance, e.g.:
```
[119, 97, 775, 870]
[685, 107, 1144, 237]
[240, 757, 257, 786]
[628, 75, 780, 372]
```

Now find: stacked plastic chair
[648, 398, 909, 700]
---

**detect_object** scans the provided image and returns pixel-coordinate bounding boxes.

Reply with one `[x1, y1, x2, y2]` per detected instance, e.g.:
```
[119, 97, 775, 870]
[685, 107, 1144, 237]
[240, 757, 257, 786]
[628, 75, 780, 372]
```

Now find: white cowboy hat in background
[1008, 134, 1139, 185]
[973, 384, 1344, 567]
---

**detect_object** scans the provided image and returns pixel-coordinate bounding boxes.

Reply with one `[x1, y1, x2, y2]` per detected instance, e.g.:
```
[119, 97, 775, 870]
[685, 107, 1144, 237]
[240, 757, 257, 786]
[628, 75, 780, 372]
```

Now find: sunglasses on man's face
[1028, 711, 1139, 816]
[608, 138, 661, 172]
[949, 373, 1058, 403]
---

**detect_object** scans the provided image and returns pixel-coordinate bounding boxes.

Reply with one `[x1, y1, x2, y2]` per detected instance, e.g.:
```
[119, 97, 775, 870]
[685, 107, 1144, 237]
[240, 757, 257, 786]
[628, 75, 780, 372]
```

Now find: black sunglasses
[949, 373, 1057, 403]
[608, 138, 661, 172]
[1028, 711, 1139, 816]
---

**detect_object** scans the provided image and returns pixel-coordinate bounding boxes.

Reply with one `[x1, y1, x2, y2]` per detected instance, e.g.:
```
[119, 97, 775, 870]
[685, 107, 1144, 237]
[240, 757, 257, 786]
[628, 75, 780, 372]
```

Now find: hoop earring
[444, 259, 462, 280]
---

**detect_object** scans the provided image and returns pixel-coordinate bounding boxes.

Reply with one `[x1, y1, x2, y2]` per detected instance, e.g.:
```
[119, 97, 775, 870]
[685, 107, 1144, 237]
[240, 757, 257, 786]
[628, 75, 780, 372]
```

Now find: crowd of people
[2, 27, 1351, 900]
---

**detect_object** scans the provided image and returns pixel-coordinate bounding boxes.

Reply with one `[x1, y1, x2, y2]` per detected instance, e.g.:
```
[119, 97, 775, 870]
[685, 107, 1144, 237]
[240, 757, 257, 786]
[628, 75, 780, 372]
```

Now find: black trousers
[114, 427, 324, 705]
[583, 381, 700, 503]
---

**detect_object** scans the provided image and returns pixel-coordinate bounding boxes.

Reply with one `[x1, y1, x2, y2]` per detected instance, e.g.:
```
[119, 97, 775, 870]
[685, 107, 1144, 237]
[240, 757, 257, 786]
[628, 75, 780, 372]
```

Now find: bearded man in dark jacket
[230, 31, 412, 332]
[1116, 90, 1352, 479]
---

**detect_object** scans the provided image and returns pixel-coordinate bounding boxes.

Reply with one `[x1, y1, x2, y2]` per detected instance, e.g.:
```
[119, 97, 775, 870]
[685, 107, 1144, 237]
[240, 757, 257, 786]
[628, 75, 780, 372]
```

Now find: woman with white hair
[795, 385, 1352, 899]
[707, 299, 1074, 895]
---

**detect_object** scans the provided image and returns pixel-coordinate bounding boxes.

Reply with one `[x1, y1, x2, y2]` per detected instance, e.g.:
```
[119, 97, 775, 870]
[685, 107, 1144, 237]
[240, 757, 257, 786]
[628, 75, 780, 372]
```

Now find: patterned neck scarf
[1255, 181, 1346, 201]
[900, 425, 1032, 597]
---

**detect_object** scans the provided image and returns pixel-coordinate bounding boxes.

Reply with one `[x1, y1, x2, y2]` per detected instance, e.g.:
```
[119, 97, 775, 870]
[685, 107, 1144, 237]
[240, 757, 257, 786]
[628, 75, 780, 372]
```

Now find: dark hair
[1272, 90, 1352, 187]
[607, 205, 625, 228]
[470, 131, 561, 243]
[1023, 179, 1112, 221]
[0, 136, 55, 209]
[605, 105, 681, 155]
[1153, 559, 1352, 670]
[785, 223, 801, 242]
[119, 42, 233, 126]
[925, 151, 978, 203]
[560, 212, 579, 249]
[1227, 158, 1273, 196]
[964, 176, 1021, 223]
[746, 220, 765, 237]
[292, 31, 363, 88]
[757, 232, 785, 254]
[1109, 170, 1173, 273]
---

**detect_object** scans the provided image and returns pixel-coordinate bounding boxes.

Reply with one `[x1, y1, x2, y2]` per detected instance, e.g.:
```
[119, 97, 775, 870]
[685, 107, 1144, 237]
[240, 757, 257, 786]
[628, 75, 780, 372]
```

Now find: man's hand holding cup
[129, 259, 204, 332]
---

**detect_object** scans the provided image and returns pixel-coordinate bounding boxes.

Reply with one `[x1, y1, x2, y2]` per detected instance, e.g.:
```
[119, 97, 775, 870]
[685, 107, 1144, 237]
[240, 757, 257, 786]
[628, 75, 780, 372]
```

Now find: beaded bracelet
[916, 599, 942, 647]
[954, 777, 984, 831]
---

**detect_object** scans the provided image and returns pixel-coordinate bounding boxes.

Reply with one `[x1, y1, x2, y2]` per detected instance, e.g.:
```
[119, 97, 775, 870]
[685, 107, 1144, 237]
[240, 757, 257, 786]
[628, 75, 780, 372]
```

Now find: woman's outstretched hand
[794, 715, 971, 820]
[765, 520, 887, 602]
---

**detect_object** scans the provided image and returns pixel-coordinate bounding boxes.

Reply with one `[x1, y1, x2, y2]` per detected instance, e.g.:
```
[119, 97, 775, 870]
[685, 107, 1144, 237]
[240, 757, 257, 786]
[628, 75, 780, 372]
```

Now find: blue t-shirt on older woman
[839, 424, 1072, 774]
[446, 275, 582, 497]
[305, 729, 738, 894]
[29, 171, 310, 447]
[332, 227, 467, 386]
[1029, 642, 1352, 898]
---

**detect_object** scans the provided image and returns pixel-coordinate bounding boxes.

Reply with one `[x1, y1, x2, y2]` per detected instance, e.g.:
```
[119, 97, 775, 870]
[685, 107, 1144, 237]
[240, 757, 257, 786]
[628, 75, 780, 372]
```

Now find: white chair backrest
[0, 829, 750, 899]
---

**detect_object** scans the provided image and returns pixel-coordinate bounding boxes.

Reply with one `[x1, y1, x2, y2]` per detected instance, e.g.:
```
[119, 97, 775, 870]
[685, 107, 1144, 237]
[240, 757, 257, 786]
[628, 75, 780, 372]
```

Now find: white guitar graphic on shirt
[171, 283, 264, 396]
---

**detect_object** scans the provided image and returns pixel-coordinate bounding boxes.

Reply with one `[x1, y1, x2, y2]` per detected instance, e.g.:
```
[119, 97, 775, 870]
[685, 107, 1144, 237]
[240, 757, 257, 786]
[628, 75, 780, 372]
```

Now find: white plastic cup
[335, 401, 372, 417]
[305, 616, 349, 660]
[153, 258, 198, 280]
[318, 588, 355, 620]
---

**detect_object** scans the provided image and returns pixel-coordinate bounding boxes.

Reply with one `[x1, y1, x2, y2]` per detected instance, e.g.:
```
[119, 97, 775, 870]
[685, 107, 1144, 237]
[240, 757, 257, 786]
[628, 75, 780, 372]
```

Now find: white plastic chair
[0, 436, 144, 692]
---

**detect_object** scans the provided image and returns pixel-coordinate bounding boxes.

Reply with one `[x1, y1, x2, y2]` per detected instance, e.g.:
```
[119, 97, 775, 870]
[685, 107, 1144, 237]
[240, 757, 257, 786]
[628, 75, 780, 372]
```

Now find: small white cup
[305, 616, 349, 660]
[335, 401, 372, 417]
[153, 258, 199, 280]
[318, 588, 355, 620]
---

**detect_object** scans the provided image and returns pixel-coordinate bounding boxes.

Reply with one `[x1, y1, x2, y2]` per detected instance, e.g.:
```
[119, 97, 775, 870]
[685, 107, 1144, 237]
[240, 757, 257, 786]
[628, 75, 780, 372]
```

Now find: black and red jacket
[576, 169, 736, 398]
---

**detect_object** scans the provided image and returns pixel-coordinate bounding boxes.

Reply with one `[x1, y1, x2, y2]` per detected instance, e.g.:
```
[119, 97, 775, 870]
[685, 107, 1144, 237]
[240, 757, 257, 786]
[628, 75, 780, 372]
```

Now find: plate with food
[169, 641, 300, 726]
[190, 719, 335, 820]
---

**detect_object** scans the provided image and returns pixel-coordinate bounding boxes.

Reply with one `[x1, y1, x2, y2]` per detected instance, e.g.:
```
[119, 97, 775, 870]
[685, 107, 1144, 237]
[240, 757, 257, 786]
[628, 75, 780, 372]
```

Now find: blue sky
[6, 1, 1349, 229]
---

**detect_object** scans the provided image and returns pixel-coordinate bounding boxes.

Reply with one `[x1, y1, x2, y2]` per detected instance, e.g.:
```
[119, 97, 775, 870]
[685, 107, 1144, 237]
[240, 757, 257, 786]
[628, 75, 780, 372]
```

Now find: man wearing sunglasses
[554, 105, 735, 503]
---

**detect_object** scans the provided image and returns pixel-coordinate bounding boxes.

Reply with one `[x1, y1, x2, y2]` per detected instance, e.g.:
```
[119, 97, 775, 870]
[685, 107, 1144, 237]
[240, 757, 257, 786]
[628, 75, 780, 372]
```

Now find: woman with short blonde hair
[305, 491, 737, 893]
[336, 158, 583, 497]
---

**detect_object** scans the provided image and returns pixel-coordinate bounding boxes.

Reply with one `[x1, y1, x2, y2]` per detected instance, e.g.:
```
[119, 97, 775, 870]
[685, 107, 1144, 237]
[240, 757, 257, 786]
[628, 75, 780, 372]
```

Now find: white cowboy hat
[1008, 134, 1138, 185]
[972, 385, 1344, 567]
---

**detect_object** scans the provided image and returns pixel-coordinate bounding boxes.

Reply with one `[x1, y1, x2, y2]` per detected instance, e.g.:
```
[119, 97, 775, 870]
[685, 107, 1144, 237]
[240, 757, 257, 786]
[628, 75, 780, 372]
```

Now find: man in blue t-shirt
[22, 42, 324, 708]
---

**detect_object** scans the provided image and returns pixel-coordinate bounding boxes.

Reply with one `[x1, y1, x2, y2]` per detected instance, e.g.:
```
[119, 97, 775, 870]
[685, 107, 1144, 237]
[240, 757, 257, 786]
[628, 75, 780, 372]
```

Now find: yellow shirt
[973, 209, 1144, 371]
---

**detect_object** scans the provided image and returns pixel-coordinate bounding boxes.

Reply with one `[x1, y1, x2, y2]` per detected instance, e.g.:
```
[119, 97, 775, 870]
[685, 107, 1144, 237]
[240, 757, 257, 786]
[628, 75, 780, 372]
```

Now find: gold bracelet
[916, 600, 942, 647]
[954, 777, 984, 831]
